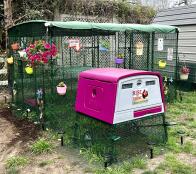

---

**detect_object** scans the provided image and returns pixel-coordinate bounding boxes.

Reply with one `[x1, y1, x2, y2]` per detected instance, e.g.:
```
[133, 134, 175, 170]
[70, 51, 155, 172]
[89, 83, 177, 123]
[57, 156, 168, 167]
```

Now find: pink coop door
[85, 85, 103, 112]
[76, 77, 116, 124]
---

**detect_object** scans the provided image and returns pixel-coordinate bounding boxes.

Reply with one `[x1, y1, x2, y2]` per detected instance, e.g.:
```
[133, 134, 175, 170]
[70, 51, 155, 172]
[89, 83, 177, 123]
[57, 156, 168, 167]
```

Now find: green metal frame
[8, 20, 179, 161]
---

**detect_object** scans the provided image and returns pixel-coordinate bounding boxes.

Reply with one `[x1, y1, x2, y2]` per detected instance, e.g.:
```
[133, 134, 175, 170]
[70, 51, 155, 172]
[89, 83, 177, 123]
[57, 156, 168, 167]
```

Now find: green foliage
[6, 156, 28, 169]
[155, 154, 193, 174]
[30, 138, 53, 154]
[12, 0, 155, 24]
[80, 148, 104, 164]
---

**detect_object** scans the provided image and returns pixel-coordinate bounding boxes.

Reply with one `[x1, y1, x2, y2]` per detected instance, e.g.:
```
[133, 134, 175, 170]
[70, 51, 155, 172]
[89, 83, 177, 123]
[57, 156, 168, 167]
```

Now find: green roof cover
[8, 20, 178, 37]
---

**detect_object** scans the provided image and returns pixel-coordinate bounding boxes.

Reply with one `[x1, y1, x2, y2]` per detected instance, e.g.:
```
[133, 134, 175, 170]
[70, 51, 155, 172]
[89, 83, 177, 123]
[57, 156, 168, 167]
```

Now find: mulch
[0, 108, 40, 147]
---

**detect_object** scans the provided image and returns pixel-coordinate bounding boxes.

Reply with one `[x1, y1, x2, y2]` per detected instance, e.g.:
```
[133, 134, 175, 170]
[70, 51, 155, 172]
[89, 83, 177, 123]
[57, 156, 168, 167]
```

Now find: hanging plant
[56, 82, 67, 95]
[180, 66, 190, 80]
[158, 60, 166, 68]
[25, 40, 58, 65]
[7, 56, 14, 64]
[11, 42, 20, 51]
[115, 53, 124, 64]
[25, 65, 33, 75]
[99, 40, 110, 52]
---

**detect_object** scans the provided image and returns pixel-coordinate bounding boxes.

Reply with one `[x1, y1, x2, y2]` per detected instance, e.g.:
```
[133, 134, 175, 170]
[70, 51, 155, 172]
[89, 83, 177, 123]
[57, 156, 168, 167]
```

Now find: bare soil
[0, 108, 93, 174]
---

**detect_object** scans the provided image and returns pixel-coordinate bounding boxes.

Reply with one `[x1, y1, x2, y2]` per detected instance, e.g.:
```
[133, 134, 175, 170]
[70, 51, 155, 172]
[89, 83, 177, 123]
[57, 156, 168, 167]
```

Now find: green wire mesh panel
[130, 32, 151, 71]
[153, 33, 178, 79]
[8, 27, 179, 162]
[70, 113, 167, 161]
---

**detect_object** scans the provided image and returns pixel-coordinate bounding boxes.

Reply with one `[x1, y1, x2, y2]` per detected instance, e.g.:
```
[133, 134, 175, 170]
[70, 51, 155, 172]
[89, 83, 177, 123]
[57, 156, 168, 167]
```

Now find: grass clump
[80, 148, 104, 164]
[6, 156, 28, 169]
[30, 138, 53, 154]
[155, 153, 193, 174]
[96, 157, 147, 174]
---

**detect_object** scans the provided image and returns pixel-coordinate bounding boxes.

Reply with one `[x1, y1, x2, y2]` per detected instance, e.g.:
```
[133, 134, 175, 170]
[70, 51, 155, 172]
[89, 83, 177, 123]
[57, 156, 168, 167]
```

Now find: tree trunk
[4, 0, 13, 29]
[53, 1, 60, 20]
[4, 0, 13, 48]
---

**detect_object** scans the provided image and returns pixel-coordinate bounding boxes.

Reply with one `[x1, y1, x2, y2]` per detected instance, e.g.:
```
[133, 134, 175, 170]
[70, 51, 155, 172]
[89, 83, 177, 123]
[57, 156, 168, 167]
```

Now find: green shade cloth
[8, 20, 178, 37]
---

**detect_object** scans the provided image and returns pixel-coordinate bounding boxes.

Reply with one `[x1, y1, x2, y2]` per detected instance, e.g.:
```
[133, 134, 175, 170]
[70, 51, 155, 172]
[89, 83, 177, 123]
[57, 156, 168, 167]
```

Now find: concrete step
[0, 57, 6, 62]
[0, 80, 8, 86]
[0, 69, 7, 74]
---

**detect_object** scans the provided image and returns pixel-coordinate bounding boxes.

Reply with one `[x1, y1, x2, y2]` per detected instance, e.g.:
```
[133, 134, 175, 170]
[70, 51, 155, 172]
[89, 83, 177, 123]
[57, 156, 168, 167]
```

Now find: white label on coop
[132, 89, 148, 104]
[158, 38, 164, 51]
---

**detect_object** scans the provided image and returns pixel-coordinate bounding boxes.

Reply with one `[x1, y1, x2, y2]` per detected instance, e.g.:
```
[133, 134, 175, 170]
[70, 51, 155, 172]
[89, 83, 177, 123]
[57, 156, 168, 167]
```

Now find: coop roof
[79, 68, 161, 83]
[8, 20, 178, 37]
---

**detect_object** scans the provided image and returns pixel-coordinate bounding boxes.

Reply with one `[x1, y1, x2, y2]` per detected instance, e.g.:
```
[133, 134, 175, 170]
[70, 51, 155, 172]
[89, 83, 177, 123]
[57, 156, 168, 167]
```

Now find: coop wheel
[83, 131, 93, 148]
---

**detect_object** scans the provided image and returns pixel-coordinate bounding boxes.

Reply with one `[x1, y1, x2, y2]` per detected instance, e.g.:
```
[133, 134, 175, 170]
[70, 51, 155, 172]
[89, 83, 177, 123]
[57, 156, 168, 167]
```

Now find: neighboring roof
[8, 20, 178, 37]
[154, 4, 196, 26]
[79, 68, 161, 83]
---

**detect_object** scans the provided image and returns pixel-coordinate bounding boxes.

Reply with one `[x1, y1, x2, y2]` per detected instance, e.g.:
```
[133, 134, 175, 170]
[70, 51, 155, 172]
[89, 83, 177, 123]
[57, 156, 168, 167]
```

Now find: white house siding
[178, 25, 196, 63]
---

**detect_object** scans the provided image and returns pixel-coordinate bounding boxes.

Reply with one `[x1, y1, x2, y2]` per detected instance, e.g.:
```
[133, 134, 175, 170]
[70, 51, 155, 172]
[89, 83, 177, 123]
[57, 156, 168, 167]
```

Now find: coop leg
[61, 135, 64, 146]
[162, 114, 168, 142]
[179, 90, 183, 102]
[73, 123, 79, 145]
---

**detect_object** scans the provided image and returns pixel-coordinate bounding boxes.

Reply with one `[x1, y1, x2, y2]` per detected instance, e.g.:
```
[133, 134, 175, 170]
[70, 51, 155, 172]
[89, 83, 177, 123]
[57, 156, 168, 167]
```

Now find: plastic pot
[56, 85, 67, 95]
[11, 43, 19, 50]
[180, 73, 189, 80]
[7, 57, 13, 64]
[25, 66, 33, 75]
[158, 60, 166, 68]
[115, 58, 124, 64]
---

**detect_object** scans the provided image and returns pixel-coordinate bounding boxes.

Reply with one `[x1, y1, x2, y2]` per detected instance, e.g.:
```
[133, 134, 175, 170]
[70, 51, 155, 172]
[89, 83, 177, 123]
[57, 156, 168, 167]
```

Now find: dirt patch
[21, 147, 93, 174]
[0, 108, 40, 147]
[0, 108, 40, 173]
[177, 153, 196, 168]
[0, 108, 93, 174]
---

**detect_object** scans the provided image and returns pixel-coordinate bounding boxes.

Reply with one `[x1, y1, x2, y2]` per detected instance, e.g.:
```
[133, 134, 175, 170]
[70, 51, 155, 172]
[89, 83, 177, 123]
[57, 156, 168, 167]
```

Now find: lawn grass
[9, 89, 196, 173]
[95, 156, 147, 174]
[155, 153, 193, 174]
[6, 156, 28, 168]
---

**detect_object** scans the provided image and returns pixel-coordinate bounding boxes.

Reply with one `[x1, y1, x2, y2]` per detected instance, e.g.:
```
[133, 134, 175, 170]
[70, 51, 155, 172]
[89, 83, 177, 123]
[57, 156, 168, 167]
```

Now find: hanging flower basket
[25, 40, 58, 65]
[7, 56, 13, 64]
[56, 82, 67, 95]
[11, 43, 19, 51]
[99, 45, 108, 52]
[180, 66, 190, 80]
[158, 60, 166, 68]
[115, 58, 124, 64]
[25, 66, 33, 75]
[99, 41, 110, 52]
[115, 53, 124, 65]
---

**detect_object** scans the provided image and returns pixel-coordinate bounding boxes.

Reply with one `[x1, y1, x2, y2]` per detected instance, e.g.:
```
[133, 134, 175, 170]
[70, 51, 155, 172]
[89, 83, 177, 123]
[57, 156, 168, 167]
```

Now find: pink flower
[44, 43, 51, 49]
[42, 51, 51, 58]
[30, 44, 35, 49]
[25, 40, 58, 65]
[42, 57, 48, 63]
